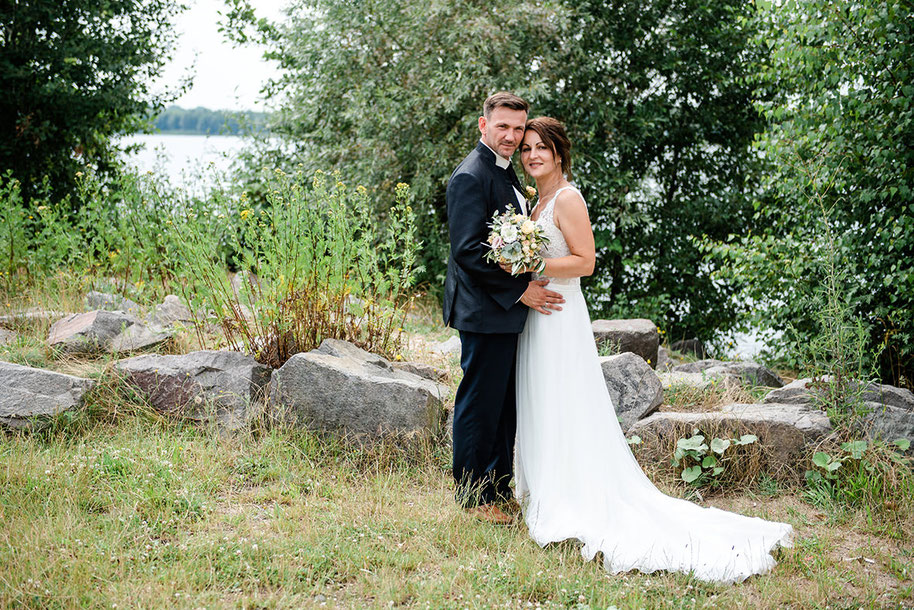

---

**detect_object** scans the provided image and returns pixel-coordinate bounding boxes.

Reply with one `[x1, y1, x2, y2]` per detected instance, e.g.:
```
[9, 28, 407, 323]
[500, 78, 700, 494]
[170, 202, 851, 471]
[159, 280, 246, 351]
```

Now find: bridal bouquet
[484, 208, 549, 275]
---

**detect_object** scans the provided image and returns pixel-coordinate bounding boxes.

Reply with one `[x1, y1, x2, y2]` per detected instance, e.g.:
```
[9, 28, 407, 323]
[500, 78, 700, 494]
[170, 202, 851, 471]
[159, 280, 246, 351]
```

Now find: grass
[1, 290, 912, 608]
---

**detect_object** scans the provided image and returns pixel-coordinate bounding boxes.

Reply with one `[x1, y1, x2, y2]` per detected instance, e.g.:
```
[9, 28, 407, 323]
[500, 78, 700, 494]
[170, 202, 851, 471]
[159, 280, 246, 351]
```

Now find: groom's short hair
[483, 92, 529, 118]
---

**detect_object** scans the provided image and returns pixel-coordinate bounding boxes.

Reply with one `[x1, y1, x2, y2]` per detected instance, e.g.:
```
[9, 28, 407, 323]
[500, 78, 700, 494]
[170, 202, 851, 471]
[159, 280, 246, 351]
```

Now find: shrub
[171, 169, 420, 367]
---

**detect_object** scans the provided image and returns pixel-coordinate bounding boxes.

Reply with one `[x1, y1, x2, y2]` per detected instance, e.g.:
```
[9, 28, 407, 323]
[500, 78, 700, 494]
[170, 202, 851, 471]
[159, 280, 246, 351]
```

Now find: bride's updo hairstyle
[524, 117, 572, 179]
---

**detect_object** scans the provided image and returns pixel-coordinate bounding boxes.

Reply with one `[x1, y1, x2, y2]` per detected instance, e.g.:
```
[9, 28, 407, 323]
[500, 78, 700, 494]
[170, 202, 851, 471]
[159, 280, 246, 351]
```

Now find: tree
[541, 0, 767, 341]
[710, 0, 914, 385]
[225, 0, 572, 286]
[230, 0, 764, 342]
[0, 0, 185, 204]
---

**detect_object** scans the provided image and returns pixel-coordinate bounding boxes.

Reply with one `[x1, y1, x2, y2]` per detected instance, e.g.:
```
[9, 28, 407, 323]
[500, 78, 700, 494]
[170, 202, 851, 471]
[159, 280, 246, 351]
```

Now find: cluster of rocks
[2, 306, 912, 474]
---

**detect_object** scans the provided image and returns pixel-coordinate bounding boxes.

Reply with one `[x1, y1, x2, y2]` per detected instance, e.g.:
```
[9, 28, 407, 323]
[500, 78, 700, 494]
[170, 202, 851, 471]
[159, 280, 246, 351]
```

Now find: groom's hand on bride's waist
[520, 279, 565, 315]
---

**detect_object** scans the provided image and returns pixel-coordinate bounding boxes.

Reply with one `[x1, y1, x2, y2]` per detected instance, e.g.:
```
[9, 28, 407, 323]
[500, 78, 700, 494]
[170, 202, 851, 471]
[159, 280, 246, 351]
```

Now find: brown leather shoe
[466, 503, 513, 525]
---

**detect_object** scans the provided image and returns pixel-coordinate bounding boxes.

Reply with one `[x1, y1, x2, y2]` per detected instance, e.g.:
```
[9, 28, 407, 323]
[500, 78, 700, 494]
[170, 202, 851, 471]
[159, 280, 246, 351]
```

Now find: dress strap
[539, 185, 579, 216]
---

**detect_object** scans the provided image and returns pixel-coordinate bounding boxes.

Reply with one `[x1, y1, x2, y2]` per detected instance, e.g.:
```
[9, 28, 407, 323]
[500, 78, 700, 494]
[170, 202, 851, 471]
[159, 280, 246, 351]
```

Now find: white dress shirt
[480, 139, 527, 215]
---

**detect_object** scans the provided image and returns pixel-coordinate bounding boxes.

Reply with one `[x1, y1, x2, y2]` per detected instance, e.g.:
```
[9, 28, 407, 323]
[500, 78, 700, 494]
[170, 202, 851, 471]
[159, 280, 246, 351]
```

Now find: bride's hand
[499, 262, 532, 274]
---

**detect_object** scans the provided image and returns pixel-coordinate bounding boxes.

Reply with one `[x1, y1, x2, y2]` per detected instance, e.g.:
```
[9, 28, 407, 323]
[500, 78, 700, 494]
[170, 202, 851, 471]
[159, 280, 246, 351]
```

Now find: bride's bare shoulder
[554, 187, 587, 215]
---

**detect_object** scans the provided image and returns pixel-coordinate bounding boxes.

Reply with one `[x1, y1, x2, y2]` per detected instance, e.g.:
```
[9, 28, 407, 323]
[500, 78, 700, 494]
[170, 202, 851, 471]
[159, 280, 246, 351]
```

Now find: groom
[443, 92, 565, 524]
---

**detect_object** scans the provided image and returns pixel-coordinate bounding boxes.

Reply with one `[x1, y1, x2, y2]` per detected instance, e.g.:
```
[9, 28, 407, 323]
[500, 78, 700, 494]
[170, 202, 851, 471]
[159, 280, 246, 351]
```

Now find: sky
[154, 0, 288, 111]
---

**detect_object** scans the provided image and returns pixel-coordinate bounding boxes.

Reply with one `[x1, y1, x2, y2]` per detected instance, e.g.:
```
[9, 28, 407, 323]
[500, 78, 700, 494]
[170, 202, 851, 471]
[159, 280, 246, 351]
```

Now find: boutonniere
[524, 185, 537, 201]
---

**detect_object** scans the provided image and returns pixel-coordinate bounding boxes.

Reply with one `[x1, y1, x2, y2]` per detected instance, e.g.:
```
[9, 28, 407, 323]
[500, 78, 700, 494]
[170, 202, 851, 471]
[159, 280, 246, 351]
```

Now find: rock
[656, 346, 673, 372]
[108, 322, 172, 353]
[391, 360, 449, 383]
[764, 377, 914, 443]
[630, 402, 832, 468]
[48, 310, 171, 354]
[269, 338, 448, 437]
[671, 359, 726, 373]
[591, 319, 658, 368]
[670, 338, 707, 359]
[116, 350, 271, 428]
[49, 310, 140, 354]
[656, 371, 739, 391]
[0, 328, 15, 346]
[85, 291, 142, 315]
[0, 361, 95, 428]
[149, 295, 194, 327]
[599, 352, 663, 432]
[431, 336, 462, 356]
[672, 359, 783, 388]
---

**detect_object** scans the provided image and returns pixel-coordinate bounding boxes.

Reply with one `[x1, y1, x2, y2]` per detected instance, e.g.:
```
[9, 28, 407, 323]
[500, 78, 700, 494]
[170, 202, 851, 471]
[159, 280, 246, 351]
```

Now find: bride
[508, 117, 793, 583]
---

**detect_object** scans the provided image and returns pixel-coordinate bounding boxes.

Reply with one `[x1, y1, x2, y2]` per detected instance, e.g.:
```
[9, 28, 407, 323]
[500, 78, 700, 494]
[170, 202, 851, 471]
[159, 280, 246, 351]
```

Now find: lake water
[119, 133, 247, 191]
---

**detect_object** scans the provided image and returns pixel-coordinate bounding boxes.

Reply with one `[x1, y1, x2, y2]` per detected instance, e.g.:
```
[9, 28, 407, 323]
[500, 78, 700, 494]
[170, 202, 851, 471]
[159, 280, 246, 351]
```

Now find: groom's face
[479, 107, 528, 159]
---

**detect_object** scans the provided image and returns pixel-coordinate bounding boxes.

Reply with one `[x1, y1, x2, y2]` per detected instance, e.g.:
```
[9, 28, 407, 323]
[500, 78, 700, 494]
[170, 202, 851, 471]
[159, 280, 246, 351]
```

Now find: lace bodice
[532, 185, 582, 286]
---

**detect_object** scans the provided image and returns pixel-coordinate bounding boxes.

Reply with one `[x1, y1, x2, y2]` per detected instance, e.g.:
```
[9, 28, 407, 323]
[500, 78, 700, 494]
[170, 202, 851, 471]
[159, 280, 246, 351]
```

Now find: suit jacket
[443, 141, 530, 333]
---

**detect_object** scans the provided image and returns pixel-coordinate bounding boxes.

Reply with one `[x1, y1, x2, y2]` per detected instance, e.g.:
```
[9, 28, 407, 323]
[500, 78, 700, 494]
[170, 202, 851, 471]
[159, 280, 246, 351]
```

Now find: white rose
[500, 224, 518, 243]
[521, 220, 536, 234]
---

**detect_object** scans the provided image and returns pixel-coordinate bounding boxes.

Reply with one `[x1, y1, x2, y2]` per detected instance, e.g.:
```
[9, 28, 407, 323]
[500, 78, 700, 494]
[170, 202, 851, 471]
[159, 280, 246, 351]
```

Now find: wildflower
[76, 171, 84, 178]
[240, 209, 253, 220]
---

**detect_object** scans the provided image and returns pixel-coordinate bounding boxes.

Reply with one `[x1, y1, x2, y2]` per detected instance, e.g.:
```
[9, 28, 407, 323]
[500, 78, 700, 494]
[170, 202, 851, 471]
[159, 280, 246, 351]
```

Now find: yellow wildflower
[240, 208, 253, 220]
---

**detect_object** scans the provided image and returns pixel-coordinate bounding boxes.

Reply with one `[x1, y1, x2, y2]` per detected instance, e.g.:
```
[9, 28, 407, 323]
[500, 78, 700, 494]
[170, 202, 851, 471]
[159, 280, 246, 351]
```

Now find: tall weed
[171, 169, 420, 367]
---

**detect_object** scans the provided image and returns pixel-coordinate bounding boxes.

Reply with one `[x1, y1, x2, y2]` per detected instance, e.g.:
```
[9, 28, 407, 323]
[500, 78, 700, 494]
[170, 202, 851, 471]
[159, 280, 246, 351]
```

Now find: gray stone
[599, 352, 663, 432]
[670, 338, 707, 359]
[269, 338, 448, 437]
[672, 359, 727, 373]
[656, 371, 739, 391]
[107, 322, 172, 353]
[0, 328, 15, 346]
[49, 310, 140, 354]
[656, 346, 673, 372]
[591, 319, 659, 368]
[0, 361, 95, 428]
[149, 295, 194, 327]
[85, 291, 142, 315]
[431, 336, 462, 356]
[231, 270, 261, 300]
[116, 350, 271, 427]
[704, 362, 784, 388]
[48, 310, 171, 354]
[630, 402, 832, 467]
[764, 377, 913, 443]
[391, 360, 449, 383]
[672, 359, 783, 388]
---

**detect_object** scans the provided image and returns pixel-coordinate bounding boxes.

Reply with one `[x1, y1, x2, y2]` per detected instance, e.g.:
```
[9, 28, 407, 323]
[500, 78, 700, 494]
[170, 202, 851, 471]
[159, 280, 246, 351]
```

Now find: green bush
[171, 169, 420, 367]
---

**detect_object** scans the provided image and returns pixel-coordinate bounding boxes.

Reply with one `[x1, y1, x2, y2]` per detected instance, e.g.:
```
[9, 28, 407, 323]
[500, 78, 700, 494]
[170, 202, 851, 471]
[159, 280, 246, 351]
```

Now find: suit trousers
[452, 329, 519, 507]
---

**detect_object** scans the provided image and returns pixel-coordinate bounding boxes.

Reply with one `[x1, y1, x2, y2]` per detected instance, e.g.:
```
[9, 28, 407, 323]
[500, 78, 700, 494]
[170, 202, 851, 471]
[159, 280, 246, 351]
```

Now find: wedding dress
[514, 186, 793, 583]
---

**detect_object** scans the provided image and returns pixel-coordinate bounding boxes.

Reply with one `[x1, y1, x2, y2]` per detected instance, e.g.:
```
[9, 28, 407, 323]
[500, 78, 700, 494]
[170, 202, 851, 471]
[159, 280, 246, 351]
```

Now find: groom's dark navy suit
[444, 141, 530, 507]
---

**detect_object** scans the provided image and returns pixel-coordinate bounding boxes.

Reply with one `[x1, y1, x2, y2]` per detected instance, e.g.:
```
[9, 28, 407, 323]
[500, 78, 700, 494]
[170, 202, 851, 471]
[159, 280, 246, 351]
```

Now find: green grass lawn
[1, 407, 911, 609]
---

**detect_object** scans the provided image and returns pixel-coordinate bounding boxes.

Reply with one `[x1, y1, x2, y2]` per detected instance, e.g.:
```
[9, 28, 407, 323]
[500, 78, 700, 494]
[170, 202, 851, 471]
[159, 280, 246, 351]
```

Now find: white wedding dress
[514, 186, 793, 583]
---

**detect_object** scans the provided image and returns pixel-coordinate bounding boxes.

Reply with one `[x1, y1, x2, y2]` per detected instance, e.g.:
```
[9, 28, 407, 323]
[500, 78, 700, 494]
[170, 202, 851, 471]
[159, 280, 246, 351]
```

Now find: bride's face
[520, 131, 561, 180]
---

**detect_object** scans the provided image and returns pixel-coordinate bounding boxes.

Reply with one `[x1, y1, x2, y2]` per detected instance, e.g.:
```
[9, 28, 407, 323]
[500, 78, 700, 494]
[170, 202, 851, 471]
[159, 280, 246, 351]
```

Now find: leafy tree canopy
[709, 0, 914, 384]
[0, 0, 186, 203]
[228, 0, 765, 344]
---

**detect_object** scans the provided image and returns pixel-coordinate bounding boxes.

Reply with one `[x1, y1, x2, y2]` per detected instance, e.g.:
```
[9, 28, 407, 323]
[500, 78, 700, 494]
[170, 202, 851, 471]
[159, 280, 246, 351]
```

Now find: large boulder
[672, 359, 783, 388]
[0, 309, 71, 327]
[592, 319, 659, 368]
[391, 360, 449, 383]
[269, 339, 448, 437]
[116, 350, 271, 428]
[630, 402, 832, 468]
[49, 310, 170, 354]
[599, 352, 663, 431]
[0, 361, 95, 428]
[656, 371, 739, 392]
[764, 377, 914, 443]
